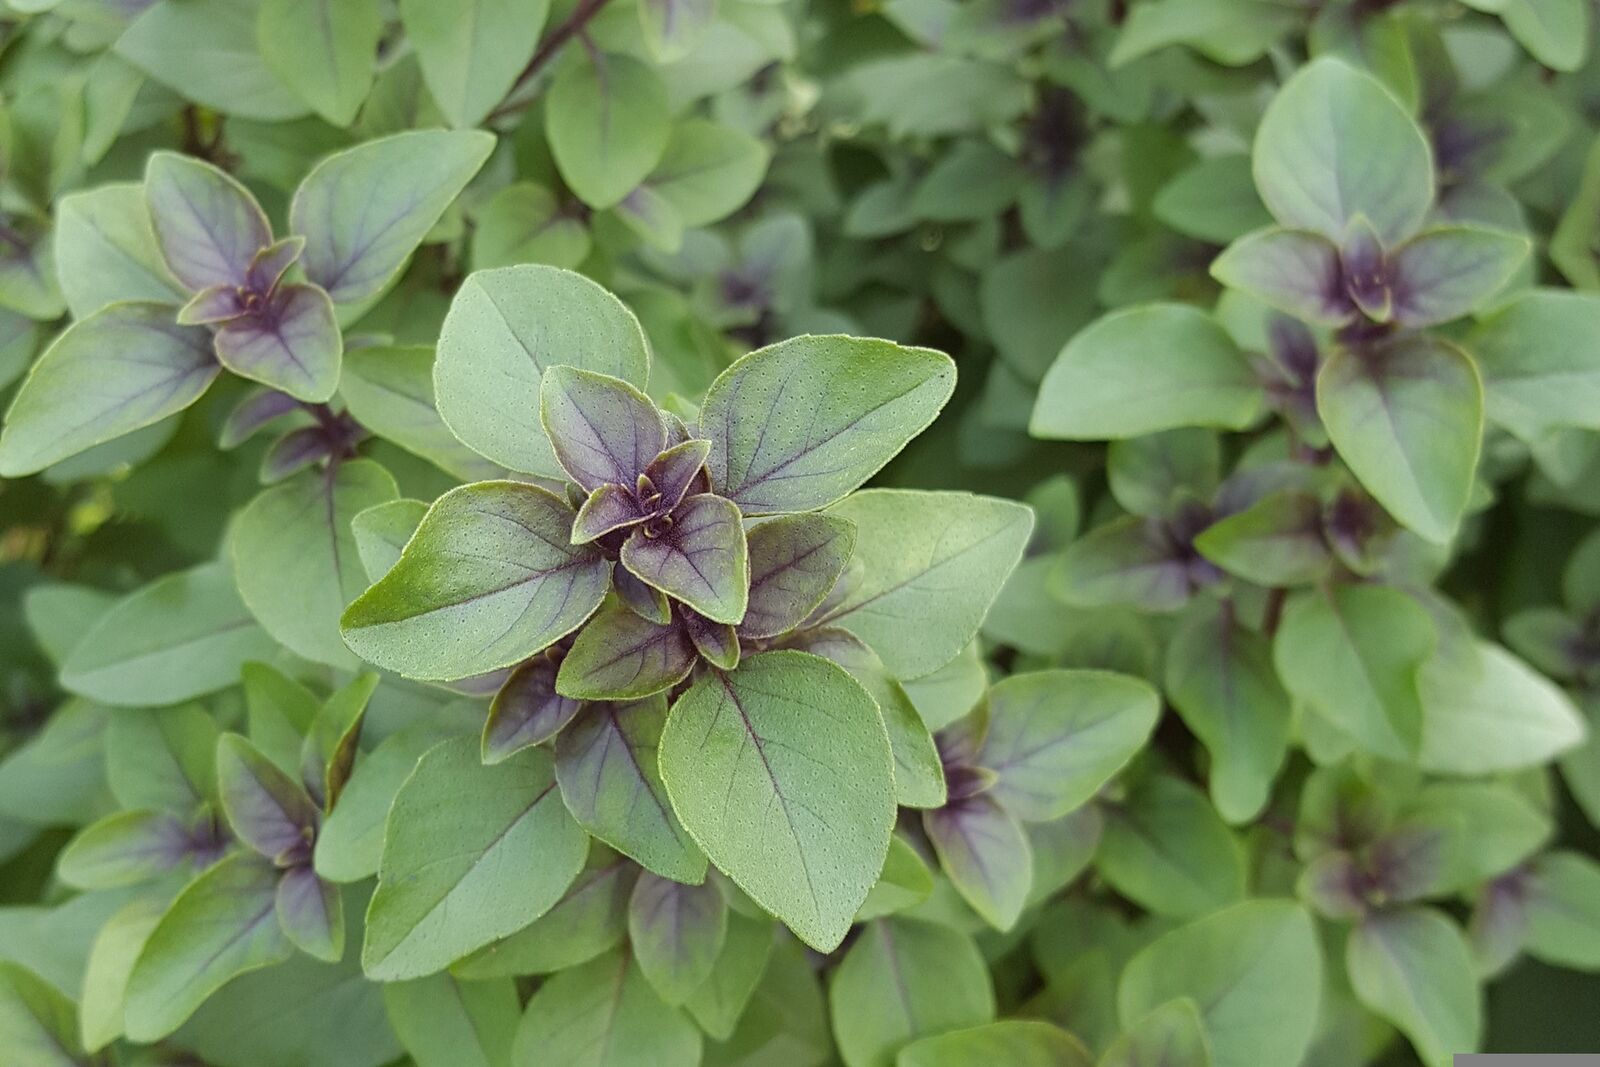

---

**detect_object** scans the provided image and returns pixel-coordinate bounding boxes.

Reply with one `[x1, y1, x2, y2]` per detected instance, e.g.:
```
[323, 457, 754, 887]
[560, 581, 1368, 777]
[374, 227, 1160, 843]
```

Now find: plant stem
[487, 0, 614, 123]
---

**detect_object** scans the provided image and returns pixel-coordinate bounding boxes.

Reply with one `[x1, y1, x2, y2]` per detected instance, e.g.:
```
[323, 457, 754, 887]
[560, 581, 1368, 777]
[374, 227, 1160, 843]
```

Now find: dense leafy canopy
[2, 0, 1600, 1065]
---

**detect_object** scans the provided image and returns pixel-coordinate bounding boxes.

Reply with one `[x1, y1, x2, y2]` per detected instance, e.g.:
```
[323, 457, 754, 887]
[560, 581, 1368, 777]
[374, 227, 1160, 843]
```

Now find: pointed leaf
[573, 483, 645, 544]
[699, 336, 955, 514]
[1389, 226, 1529, 327]
[124, 853, 294, 1041]
[828, 918, 994, 1067]
[684, 610, 740, 669]
[106, 703, 219, 813]
[0, 303, 216, 476]
[352, 499, 428, 582]
[510, 950, 702, 1067]
[0, 960, 87, 1067]
[434, 265, 651, 477]
[1252, 57, 1433, 244]
[57, 810, 197, 889]
[1210, 227, 1352, 325]
[1318, 335, 1483, 543]
[363, 738, 588, 979]
[314, 723, 452, 884]
[556, 598, 697, 701]
[258, 0, 380, 125]
[54, 183, 186, 318]
[276, 864, 343, 961]
[979, 670, 1159, 822]
[819, 490, 1032, 678]
[1418, 641, 1586, 775]
[340, 345, 506, 482]
[899, 1021, 1093, 1067]
[1346, 908, 1481, 1067]
[145, 150, 271, 290]
[1098, 775, 1247, 919]
[924, 794, 1034, 931]
[1193, 490, 1331, 587]
[80, 898, 165, 1053]
[628, 872, 727, 1005]
[341, 481, 611, 680]
[1031, 305, 1263, 440]
[453, 857, 637, 978]
[234, 459, 401, 668]
[659, 651, 896, 951]
[684, 909, 773, 1039]
[741, 513, 856, 639]
[384, 973, 519, 1067]
[1468, 289, 1600, 440]
[621, 494, 749, 624]
[1100, 999, 1211, 1067]
[547, 52, 671, 209]
[400, 0, 550, 128]
[289, 130, 495, 305]
[301, 672, 377, 809]
[554, 696, 707, 884]
[484, 656, 581, 761]
[60, 562, 276, 706]
[215, 283, 341, 402]
[1053, 515, 1195, 613]
[217, 733, 318, 862]
[539, 365, 667, 492]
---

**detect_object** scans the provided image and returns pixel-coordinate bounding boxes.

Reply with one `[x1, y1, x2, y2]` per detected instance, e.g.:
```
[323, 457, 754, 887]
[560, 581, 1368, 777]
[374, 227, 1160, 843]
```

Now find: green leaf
[302, 671, 379, 809]
[898, 1021, 1093, 1067]
[1052, 515, 1193, 613]
[554, 696, 708, 884]
[1193, 490, 1331, 587]
[341, 480, 611, 680]
[510, 949, 702, 1067]
[53, 184, 185, 318]
[0, 698, 112, 827]
[1154, 154, 1272, 243]
[1166, 604, 1292, 823]
[819, 490, 1033, 679]
[1467, 288, 1600, 441]
[470, 182, 591, 271]
[106, 703, 219, 812]
[629, 872, 727, 1005]
[434, 266, 651, 478]
[1418, 641, 1586, 774]
[80, 897, 164, 1053]
[1098, 775, 1246, 919]
[1099, 998, 1211, 1067]
[116, 0, 309, 121]
[352, 499, 429, 582]
[258, 0, 380, 125]
[684, 909, 773, 1039]
[547, 52, 671, 209]
[1031, 305, 1263, 440]
[1118, 900, 1321, 1067]
[740, 514, 855, 640]
[1388, 226, 1529, 327]
[124, 852, 295, 1041]
[57, 810, 193, 889]
[233, 459, 400, 669]
[1523, 851, 1600, 969]
[658, 651, 896, 951]
[1252, 57, 1433, 244]
[646, 119, 769, 227]
[0, 303, 216, 476]
[453, 856, 636, 978]
[289, 130, 495, 305]
[363, 737, 587, 979]
[400, 0, 549, 128]
[828, 918, 995, 1067]
[923, 794, 1033, 931]
[698, 336, 956, 514]
[1499, 0, 1590, 71]
[0, 960, 86, 1067]
[1274, 585, 1434, 761]
[242, 662, 320, 776]
[979, 670, 1160, 822]
[1346, 907, 1481, 1067]
[342, 346, 507, 480]
[620, 494, 749, 624]
[60, 562, 276, 706]
[314, 723, 450, 884]
[383, 973, 520, 1067]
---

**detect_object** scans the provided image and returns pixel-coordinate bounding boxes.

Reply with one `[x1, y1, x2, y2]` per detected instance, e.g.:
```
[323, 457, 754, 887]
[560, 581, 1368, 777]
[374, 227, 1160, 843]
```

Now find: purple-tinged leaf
[301, 671, 377, 810]
[1317, 334, 1483, 544]
[554, 697, 708, 884]
[615, 564, 672, 624]
[0, 304, 217, 477]
[684, 609, 740, 670]
[1470, 869, 1530, 976]
[1365, 817, 1462, 903]
[978, 669, 1160, 822]
[621, 494, 749, 624]
[1193, 489, 1332, 587]
[289, 130, 495, 305]
[740, 513, 855, 639]
[145, 151, 272, 290]
[698, 335, 955, 514]
[214, 282, 342, 402]
[1388, 226, 1530, 327]
[556, 598, 697, 701]
[57, 809, 198, 889]
[924, 793, 1033, 931]
[540, 365, 668, 492]
[341, 481, 612, 681]
[629, 872, 727, 1005]
[259, 426, 333, 484]
[1051, 514, 1200, 613]
[484, 655, 582, 762]
[573, 482, 645, 544]
[248, 235, 306, 293]
[1298, 850, 1368, 919]
[216, 733, 318, 865]
[1211, 227, 1353, 326]
[1340, 216, 1392, 322]
[639, 0, 715, 62]
[220, 387, 305, 449]
[177, 284, 246, 326]
[642, 439, 713, 515]
[275, 863, 343, 962]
